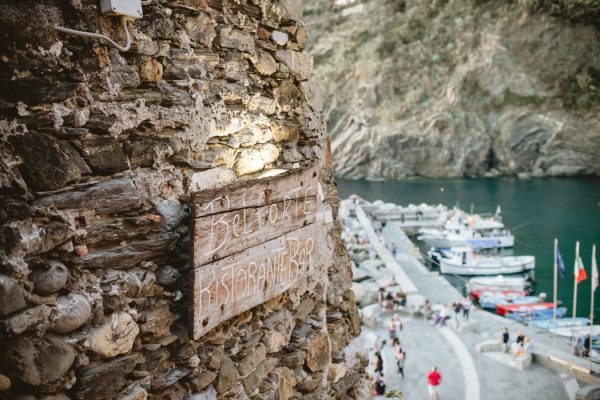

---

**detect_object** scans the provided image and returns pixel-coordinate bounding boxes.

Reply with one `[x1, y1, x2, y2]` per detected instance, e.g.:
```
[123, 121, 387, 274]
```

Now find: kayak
[530, 317, 589, 330]
[496, 302, 555, 316]
[506, 307, 567, 323]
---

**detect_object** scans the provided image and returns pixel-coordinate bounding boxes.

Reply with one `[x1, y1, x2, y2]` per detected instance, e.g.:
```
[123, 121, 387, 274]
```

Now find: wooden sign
[191, 165, 320, 339]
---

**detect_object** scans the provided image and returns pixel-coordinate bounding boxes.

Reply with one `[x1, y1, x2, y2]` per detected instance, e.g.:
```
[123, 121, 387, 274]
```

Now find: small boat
[496, 302, 554, 316]
[479, 295, 540, 310]
[466, 276, 532, 293]
[418, 211, 514, 249]
[530, 317, 589, 330]
[506, 307, 567, 323]
[438, 248, 535, 276]
[469, 289, 528, 302]
[550, 325, 600, 341]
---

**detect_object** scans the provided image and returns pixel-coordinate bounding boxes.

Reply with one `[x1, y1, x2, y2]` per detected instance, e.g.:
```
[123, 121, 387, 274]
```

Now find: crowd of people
[370, 313, 409, 397]
[430, 298, 472, 328]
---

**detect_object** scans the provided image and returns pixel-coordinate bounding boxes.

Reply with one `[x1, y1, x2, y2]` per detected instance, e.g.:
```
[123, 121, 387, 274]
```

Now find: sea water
[337, 177, 600, 319]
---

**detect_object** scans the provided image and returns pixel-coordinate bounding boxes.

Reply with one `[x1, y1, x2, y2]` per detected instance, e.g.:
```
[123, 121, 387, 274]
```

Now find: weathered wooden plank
[190, 224, 316, 340]
[193, 164, 319, 218]
[193, 195, 317, 266]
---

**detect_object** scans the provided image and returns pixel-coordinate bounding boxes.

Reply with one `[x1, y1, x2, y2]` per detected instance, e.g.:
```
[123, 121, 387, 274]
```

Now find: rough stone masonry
[0, 1, 367, 399]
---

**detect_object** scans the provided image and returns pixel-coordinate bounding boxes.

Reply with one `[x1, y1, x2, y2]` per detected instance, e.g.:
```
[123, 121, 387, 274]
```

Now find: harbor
[341, 195, 600, 399]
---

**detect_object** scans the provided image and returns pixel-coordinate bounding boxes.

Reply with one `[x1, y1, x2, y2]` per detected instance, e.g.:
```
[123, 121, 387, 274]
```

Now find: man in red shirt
[427, 366, 442, 400]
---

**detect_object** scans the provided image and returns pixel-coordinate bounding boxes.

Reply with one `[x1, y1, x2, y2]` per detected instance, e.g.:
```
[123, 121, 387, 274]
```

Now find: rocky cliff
[0, 1, 366, 399]
[305, 0, 600, 179]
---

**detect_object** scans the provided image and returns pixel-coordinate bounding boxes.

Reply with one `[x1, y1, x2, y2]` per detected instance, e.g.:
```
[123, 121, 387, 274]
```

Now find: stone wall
[0, 1, 366, 399]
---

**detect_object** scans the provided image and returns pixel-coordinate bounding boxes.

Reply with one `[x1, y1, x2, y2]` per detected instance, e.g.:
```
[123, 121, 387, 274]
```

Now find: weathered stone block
[241, 357, 277, 394]
[305, 331, 330, 372]
[218, 27, 255, 54]
[10, 132, 91, 191]
[215, 356, 238, 394]
[34, 177, 142, 214]
[79, 137, 128, 175]
[30, 260, 69, 296]
[252, 50, 278, 76]
[3, 336, 75, 386]
[236, 344, 266, 376]
[188, 167, 236, 193]
[1, 305, 51, 336]
[275, 50, 313, 81]
[87, 312, 139, 358]
[73, 354, 144, 400]
[0, 274, 27, 317]
[50, 294, 92, 334]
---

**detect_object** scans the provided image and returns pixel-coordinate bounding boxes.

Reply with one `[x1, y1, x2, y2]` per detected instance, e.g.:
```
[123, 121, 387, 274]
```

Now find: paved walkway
[357, 211, 580, 400]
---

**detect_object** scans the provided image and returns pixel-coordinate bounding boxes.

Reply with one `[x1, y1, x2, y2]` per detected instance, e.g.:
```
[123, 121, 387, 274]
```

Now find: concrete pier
[354, 207, 600, 400]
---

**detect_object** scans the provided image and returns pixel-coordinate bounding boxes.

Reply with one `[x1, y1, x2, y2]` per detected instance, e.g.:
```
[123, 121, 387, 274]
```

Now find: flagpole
[553, 238, 558, 355]
[590, 244, 597, 373]
[573, 241, 580, 352]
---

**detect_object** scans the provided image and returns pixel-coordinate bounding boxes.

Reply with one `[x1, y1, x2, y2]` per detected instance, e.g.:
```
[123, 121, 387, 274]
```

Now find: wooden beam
[192, 164, 319, 218]
[190, 224, 317, 340]
[193, 196, 317, 266]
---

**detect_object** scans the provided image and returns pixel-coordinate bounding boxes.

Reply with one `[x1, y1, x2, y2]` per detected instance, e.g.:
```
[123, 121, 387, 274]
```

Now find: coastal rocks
[0, 274, 27, 317]
[2, 336, 75, 386]
[30, 260, 69, 296]
[87, 312, 139, 358]
[306, 0, 600, 178]
[50, 294, 92, 334]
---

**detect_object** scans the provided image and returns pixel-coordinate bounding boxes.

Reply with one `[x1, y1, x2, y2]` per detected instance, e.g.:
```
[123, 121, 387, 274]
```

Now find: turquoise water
[337, 177, 600, 319]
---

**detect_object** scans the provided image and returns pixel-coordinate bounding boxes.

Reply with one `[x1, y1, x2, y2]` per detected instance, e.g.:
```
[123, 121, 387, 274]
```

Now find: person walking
[387, 317, 398, 341]
[434, 304, 449, 327]
[502, 328, 510, 352]
[584, 334, 592, 358]
[427, 366, 442, 400]
[453, 302, 463, 327]
[395, 344, 406, 378]
[462, 297, 472, 320]
[373, 351, 384, 376]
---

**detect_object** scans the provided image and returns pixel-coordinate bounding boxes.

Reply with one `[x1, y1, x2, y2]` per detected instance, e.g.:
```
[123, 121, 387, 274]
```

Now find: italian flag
[575, 256, 587, 284]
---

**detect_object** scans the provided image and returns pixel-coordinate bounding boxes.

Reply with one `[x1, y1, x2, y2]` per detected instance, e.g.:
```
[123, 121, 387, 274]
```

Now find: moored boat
[550, 325, 600, 341]
[506, 307, 567, 323]
[530, 317, 589, 330]
[438, 248, 535, 276]
[479, 295, 539, 310]
[496, 302, 554, 316]
[469, 288, 528, 302]
[466, 275, 532, 293]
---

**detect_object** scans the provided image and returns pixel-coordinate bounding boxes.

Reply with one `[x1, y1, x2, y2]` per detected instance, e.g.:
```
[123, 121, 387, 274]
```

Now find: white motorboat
[466, 275, 532, 292]
[550, 325, 600, 341]
[418, 210, 514, 249]
[437, 247, 535, 275]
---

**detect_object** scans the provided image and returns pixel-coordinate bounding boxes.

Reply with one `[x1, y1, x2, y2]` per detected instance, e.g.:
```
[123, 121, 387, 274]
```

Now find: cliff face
[0, 1, 365, 399]
[305, 0, 600, 179]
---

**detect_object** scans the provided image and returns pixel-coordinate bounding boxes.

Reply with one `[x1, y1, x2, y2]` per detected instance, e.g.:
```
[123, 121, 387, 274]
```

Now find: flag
[576, 256, 588, 284]
[593, 250, 598, 293]
[557, 248, 566, 279]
